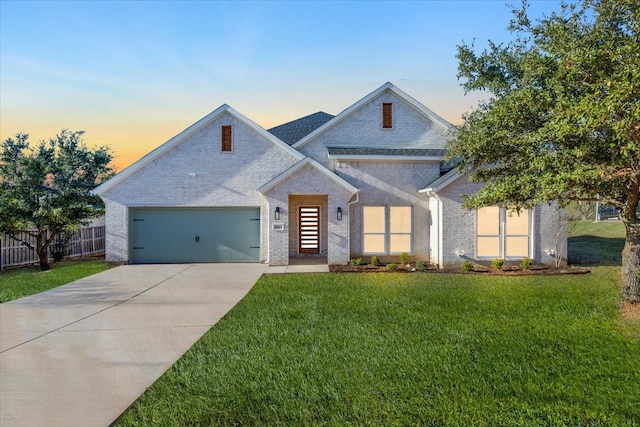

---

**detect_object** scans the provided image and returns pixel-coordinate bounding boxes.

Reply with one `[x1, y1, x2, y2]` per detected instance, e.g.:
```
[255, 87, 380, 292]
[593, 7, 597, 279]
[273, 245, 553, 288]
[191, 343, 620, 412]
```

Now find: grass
[116, 269, 640, 426]
[568, 220, 625, 265]
[0, 259, 112, 303]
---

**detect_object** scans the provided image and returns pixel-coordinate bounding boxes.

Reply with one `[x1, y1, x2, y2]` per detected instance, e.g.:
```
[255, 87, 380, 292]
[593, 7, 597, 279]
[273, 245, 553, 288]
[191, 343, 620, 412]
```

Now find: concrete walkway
[0, 263, 266, 427]
[265, 257, 329, 274]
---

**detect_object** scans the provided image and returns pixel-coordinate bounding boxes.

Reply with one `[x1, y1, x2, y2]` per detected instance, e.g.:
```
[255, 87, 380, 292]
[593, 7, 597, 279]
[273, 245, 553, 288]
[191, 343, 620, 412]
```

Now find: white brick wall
[262, 163, 354, 266]
[296, 88, 446, 263]
[99, 85, 565, 268]
[101, 111, 300, 263]
[336, 161, 440, 262]
[300, 91, 449, 170]
[436, 174, 567, 266]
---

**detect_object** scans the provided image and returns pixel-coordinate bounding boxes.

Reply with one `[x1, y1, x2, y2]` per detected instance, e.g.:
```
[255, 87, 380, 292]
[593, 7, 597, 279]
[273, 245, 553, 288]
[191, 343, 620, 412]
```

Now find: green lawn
[116, 268, 640, 426]
[568, 220, 625, 265]
[0, 259, 112, 303]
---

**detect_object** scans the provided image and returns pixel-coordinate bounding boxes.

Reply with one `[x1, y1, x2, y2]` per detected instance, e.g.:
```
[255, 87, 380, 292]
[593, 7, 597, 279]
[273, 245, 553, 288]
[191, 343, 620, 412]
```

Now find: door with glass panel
[299, 206, 320, 253]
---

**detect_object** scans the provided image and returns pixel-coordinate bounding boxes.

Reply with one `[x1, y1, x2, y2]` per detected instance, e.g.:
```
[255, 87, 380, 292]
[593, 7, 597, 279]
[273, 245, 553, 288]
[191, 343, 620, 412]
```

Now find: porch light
[275, 206, 280, 221]
[337, 207, 343, 221]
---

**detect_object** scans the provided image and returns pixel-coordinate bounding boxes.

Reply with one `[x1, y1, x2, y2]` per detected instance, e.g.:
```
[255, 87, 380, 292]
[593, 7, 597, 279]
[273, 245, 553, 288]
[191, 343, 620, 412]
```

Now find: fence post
[80, 228, 84, 257]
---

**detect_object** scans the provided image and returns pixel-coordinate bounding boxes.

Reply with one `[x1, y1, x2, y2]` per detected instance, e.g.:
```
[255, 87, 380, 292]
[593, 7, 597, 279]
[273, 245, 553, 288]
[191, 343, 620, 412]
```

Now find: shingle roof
[326, 147, 447, 157]
[267, 112, 335, 145]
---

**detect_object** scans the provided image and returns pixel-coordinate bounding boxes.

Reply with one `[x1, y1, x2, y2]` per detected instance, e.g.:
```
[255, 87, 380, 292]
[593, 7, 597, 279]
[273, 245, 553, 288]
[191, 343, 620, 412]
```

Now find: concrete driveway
[0, 263, 266, 427]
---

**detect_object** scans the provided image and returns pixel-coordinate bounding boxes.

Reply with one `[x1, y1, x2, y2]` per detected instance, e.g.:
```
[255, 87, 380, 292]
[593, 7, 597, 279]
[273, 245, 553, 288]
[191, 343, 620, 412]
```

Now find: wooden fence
[1, 226, 105, 270]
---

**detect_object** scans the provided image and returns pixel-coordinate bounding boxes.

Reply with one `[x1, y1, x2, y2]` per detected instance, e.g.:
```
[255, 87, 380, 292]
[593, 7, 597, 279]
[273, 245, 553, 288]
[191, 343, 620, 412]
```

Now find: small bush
[399, 252, 409, 265]
[461, 260, 474, 272]
[415, 260, 426, 270]
[491, 258, 504, 270]
[521, 257, 533, 270]
[370, 255, 380, 266]
[385, 263, 398, 271]
[349, 258, 362, 266]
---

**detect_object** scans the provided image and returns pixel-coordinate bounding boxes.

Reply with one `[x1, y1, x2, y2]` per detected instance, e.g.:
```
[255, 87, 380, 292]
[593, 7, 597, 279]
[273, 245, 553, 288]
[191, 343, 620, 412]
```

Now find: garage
[130, 208, 261, 263]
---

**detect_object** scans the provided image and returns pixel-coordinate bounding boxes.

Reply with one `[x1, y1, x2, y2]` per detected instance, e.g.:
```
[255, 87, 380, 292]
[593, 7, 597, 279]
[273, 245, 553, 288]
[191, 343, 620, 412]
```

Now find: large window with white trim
[363, 206, 412, 254]
[477, 207, 530, 258]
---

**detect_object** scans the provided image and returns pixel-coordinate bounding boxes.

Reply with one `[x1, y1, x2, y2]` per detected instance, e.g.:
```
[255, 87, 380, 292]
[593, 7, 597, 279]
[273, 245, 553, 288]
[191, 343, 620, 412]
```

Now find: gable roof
[267, 111, 335, 145]
[93, 104, 304, 195]
[292, 82, 453, 150]
[258, 157, 358, 195]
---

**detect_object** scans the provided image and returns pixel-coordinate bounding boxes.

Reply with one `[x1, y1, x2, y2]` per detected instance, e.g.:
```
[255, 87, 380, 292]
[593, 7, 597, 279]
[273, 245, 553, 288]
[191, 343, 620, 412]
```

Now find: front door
[299, 206, 320, 253]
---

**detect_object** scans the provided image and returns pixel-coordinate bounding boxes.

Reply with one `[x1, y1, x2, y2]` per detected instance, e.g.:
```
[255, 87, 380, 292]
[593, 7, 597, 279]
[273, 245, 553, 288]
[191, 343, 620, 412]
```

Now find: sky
[0, 0, 566, 171]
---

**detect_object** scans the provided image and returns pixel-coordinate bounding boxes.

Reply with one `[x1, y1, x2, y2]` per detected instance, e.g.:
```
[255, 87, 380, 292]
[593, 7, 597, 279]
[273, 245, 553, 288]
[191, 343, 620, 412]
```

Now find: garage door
[131, 208, 260, 263]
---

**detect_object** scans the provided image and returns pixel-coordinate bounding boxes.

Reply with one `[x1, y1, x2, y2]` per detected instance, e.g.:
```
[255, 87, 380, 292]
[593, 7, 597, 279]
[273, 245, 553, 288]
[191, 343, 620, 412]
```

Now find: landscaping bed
[330, 263, 591, 276]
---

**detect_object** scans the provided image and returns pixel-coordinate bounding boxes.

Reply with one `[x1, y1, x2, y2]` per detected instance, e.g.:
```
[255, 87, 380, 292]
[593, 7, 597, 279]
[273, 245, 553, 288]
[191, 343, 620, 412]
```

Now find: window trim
[362, 205, 413, 255]
[363, 206, 386, 255]
[221, 125, 232, 153]
[476, 207, 531, 259]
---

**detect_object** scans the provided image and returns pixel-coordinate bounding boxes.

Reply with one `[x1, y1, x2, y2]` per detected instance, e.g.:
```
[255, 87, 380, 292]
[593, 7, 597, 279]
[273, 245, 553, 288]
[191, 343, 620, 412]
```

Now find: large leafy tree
[448, 0, 640, 302]
[0, 130, 114, 271]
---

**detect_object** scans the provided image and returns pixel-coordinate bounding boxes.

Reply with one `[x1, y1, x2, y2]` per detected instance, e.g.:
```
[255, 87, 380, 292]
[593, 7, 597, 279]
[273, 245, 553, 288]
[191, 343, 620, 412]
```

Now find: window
[363, 206, 386, 253]
[363, 206, 412, 254]
[221, 125, 232, 152]
[477, 206, 500, 257]
[390, 206, 411, 253]
[477, 207, 530, 258]
[505, 210, 529, 257]
[382, 103, 393, 129]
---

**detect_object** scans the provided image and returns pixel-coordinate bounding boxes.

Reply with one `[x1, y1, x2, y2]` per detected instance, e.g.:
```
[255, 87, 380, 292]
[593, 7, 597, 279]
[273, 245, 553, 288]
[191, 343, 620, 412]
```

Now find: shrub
[349, 258, 362, 266]
[491, 258, 504, 270]
[461, 260, 474, 272]
[399, 252, 409, 265]
[521, 257, 533, 270]
[370, 255, 380, 266]
[385, 263, 398, 271]
[415, 260, 426, 270]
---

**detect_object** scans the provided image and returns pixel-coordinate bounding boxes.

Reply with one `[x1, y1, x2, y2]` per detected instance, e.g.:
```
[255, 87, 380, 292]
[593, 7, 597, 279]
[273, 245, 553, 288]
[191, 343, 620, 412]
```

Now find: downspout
[347, 190, 360, 262]
[530, 206, 536, 262]
[426, 190, 442, 268]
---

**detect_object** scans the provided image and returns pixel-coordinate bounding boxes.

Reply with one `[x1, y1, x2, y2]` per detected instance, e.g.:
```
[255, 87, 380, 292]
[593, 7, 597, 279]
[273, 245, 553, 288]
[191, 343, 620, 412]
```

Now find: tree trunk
[36, 229, 51, 271]
[621, 221, 640, 304]
[38, 249, 51, 271]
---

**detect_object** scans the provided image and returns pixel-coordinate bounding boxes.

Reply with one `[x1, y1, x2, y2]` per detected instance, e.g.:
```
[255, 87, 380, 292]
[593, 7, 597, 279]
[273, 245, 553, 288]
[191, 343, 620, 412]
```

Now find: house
[93, 83, 566, 267]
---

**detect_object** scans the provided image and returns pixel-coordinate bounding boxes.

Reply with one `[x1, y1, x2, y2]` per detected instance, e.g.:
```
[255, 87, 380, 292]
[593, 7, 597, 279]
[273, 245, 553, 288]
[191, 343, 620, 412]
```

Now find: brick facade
[435, 174, 567, 266]
[261, 163, 354, 266]
[100, 111, 300, 263]
[96, 83, 566, 268]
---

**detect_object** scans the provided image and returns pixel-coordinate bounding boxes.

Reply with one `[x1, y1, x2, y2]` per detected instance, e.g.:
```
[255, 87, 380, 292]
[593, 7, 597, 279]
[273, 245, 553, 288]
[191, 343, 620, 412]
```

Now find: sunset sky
[1, 1, 566, 172]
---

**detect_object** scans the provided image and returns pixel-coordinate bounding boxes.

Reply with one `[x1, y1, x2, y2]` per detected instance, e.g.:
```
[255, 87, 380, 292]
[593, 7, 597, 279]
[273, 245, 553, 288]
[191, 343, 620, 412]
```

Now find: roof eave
[328, 154, 443, 161]
[293, 82, 453, 150]
[419, 169, 462, 194]
[94, 105, 303, 196]
[259, 158, 358, 195]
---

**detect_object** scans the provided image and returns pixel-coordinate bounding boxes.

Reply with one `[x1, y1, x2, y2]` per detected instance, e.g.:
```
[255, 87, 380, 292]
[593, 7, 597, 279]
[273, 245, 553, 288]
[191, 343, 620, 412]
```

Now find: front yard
[116, 268, 640, 426]
[0, 259, 112, 303]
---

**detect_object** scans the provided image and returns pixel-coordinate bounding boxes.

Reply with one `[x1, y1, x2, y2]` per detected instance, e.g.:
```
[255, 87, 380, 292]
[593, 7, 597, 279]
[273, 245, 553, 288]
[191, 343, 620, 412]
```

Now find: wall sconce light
[275, 206, 280, 221]
[337, 207, 343, 221]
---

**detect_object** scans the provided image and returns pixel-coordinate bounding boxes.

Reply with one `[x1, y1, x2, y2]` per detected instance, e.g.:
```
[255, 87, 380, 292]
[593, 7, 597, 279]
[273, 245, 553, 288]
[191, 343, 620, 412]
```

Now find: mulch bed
[329, 264, 591, 276]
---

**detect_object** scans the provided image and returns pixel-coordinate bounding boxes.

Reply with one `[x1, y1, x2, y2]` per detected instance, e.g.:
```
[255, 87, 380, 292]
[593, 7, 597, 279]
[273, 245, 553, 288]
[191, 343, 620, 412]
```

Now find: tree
[448, 0, 640, 303]
[0, 130, 114, 271]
